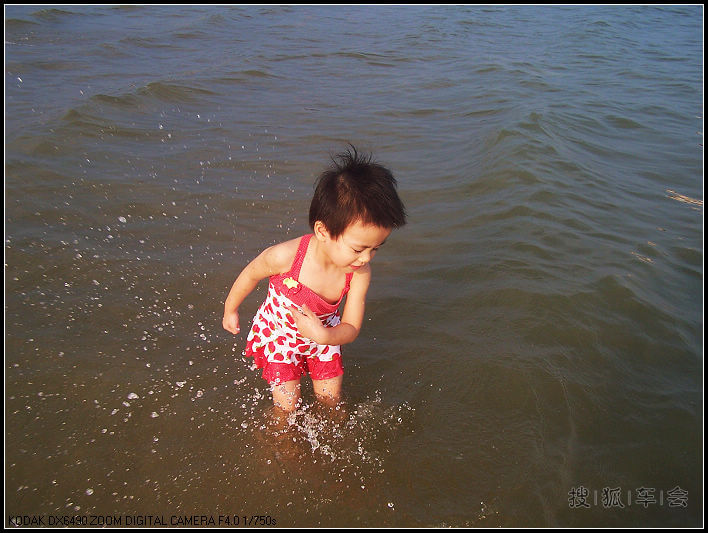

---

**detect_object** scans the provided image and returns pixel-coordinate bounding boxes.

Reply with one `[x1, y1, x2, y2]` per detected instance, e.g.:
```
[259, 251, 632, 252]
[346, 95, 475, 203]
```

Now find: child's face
[316, 220, 392, 271]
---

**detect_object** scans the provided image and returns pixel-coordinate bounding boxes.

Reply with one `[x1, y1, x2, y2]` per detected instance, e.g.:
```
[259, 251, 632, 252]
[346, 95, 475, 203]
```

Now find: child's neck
[298, 234, 347, 305]
[309, 235, 340, 273]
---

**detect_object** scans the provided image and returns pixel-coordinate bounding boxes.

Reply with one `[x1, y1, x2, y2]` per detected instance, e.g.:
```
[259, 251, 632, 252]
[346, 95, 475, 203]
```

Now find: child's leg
[271, 379, 301, 412]
[312, 375, 343, 408]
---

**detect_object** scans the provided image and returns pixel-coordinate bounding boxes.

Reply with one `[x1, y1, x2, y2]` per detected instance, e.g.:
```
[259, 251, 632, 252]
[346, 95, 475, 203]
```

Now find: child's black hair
[309, 145, 407, 239]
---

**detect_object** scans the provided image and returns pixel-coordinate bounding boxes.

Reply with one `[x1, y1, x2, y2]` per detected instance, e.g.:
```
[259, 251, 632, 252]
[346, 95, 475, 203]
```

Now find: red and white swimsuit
[243, 234, 353, 384]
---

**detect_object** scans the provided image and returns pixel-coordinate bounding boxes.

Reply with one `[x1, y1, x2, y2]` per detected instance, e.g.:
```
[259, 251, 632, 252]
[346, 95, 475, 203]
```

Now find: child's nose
[360, 249, 374, 263]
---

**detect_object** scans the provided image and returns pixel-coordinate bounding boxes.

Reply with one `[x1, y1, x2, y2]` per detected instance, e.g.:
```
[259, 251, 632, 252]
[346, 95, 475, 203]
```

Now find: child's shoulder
[260, 236, 303, 274]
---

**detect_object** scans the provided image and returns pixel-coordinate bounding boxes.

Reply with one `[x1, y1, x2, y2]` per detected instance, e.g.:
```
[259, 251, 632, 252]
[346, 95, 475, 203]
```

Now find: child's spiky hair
[308, 146, 407, 239]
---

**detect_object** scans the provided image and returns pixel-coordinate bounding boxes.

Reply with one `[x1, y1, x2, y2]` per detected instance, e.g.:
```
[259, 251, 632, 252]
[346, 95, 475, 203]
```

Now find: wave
[5, 18, 40, 29]
[139, 81, 218, 102]
[30, 8, 78, 20]
[87, 81, 219, 110]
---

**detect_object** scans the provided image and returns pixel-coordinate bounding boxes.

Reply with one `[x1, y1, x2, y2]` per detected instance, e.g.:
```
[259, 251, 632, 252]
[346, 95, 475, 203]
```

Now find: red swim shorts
[259, 355, 344, 385]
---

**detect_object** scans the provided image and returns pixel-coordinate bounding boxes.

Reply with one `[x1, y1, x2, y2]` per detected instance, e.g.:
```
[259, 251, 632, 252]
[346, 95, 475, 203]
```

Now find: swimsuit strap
[286, 234, 354, 306]
[288, 234, 312, 281]
[343, 271, 354, 293]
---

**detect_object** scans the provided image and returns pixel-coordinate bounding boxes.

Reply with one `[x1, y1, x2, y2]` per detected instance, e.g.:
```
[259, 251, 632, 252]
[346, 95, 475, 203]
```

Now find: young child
[223, 147, 406, 413]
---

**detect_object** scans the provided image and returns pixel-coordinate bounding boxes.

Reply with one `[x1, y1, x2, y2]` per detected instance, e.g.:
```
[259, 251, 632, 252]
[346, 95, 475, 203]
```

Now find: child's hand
[289, 304, 328, 345]
[222, 309, 241, 335]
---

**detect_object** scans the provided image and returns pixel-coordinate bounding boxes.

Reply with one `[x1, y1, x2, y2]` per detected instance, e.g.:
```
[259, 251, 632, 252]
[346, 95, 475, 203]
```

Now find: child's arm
[222, 241, 295, 334]
[289, 264, 371, 345]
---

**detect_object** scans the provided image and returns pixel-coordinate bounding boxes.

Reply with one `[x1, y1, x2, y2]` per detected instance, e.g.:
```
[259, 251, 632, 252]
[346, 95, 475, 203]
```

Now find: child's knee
[272, 379, 301, 412]
[315, 391, 340, 407]
[313, 376, 342, 406]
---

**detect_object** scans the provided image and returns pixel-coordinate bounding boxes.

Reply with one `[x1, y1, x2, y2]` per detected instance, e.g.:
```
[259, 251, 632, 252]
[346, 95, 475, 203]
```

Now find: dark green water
[5, 5, 702, 527]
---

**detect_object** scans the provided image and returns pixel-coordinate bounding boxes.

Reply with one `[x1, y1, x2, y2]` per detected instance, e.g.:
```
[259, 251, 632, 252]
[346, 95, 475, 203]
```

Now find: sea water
[5, 5, 702, 526]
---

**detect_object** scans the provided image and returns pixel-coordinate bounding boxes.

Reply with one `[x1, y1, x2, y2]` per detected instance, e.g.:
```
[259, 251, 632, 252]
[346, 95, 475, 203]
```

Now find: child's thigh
[271, 379, 301, 412]
[312, 375, 343, 405]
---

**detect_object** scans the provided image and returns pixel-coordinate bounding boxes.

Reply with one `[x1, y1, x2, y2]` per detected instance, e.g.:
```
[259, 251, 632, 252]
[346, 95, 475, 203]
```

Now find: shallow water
[5, 5, 703, 527]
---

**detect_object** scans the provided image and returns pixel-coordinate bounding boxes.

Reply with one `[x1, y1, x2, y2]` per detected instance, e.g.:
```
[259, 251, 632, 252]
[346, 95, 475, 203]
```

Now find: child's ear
[313, 220, 330, 242]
